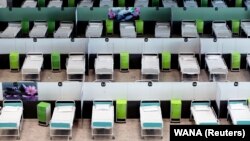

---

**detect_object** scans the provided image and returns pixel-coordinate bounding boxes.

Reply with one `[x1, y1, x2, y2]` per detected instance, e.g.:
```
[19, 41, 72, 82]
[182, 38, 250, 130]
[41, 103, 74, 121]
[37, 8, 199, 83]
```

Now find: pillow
[30, 55, 41, 61]
[194, 105, 209, 111]
[143, 106, 159, 112]
[181, 56, 194, 61]
[95, 104, 110, 110]
[58, 106, 73, 112]
[207, 55, 220, 60]
[3, 106, 19, 112]
[70, 56, 83, 61]
[230, 104, 245, 110]
[125, 26, 134, 29]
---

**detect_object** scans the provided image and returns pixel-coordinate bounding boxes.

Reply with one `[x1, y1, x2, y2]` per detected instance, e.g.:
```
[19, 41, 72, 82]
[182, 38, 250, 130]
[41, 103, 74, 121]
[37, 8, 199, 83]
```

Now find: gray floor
[0, 69, 250, 82]
[0, 118, 230, 141]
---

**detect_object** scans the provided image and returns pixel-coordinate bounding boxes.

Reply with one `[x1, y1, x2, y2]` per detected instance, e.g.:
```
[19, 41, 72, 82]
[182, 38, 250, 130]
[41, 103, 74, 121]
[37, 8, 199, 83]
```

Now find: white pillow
[3, 106, 19, 112]
[125, 26, 134, 29]
[230, 104, 245, 110]
[95, 104, 110, 110]
[194, 105, 209, 111]
[70, 56, 83, 61]
[30, 55, 41, 61]
[207, 55, 220, 60]
[143, 106, 159, 112]
[58, 106, 73, 112]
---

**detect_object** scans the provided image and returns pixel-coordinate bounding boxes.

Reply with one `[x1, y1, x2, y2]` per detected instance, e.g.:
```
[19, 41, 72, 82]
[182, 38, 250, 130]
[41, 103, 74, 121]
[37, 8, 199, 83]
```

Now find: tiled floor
[0, 118, 230, 141]
[0, 69, 249, 82]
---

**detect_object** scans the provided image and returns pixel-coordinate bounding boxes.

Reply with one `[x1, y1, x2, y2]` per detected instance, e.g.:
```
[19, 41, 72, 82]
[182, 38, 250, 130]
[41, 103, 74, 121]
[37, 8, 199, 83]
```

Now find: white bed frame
[0, 23, 21, 38]
[227, 99, 250, 125]
[211, 0, 227, 8]
[95, 54, 114, 81]
[205, 53, 228, 81]
[54, 22, 73, 38]
[178, 52, 200, 81]
[162, 0, 178, 7]
[140, 100, 163, 139]
[241, 19, 250, 38]
[212, 21, 232, 38]
[91, 100, 115, 139]
[0, 100, 23, 140]
[155, 22, 171, 38]
[21, 52, 44, 81]
[66, 52, 85, 81]
[50, 101, 76, 140]
[85, 21, 103, 38]
[181, 20, 199, 38]
[29, 22, 48, 38]
[21, 0, 37, 7]
[141, 54, 160, 81]
[190, 100, 219, 125]
[120, 22, 136, 38]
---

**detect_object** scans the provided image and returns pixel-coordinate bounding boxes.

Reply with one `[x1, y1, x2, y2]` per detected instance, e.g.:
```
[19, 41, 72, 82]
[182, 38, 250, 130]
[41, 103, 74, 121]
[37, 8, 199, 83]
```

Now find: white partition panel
[127, 82, 172, 100]
[0, 83, 3, 100]
[83, 82, 127, 100]
[38, 82, 61, 100]
[171, 82, 194, 100]
[61, 82, 83, 100]
[194, 82, 217, 100]
[0, 39, 86, 54]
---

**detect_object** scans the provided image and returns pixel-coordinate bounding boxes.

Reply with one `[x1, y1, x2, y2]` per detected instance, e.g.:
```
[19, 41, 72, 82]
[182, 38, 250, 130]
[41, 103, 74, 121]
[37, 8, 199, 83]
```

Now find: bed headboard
[182, 20, 195, 25]
[69, 52, 85, 57]
[212, 20, 226, 25]
[93, 100, 113, 106]
[205, 52, 222, 57]
[228, 99, 248, 106]
[3, 100, 23, 107]
[55, 101, 75, 107]
[191, 100, 211, 107]
[97, 53, 113, 57]
[140, 100, 160, 107]
[241, 19, 250, 24]
[60, 22, 73, 28]
[179, 52, 195, 57]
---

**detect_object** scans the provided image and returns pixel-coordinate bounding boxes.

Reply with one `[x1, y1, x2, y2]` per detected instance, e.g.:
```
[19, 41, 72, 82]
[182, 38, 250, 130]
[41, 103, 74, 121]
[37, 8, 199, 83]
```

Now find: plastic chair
[196, 19, 204, 34]
[235, 0, 242, 7]
[68, 0, 75, 7]
[9, 51, 19, 71]
[38, 0, 45, 7]
[120, 52, 129, 72]
[152, 0, 159, 7]
[162, 51, 171, 71]
[106, 19, 114, 35]
[231, 51, 241, 71]
[135, 20, 144, 35]
[21, 20, 29, 35]
[170, 99, 182, 123]
[51, 52, 61, 71]
[200, 0, 208, 7]
[47, 20, 55, 35]
[118, 0, 125, 7]
[232, 20, 240, 35]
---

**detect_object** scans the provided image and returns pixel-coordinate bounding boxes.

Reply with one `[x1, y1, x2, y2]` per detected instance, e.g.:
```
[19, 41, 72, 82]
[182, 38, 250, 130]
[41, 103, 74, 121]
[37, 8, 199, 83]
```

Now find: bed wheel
[50, 137, 52, 140]
[141, 137, 144, 139]
[112, 136, 115, 139]
[92, 136, 94, 139]
[161, 136, 163, 139]
[69, 137, 72, 140]
[16, 137, 20, 140]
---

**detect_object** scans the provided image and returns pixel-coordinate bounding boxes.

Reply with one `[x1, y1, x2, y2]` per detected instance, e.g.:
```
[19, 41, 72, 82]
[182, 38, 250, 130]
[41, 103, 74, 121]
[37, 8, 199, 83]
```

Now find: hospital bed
[0, 0, 7, 8]
[181, 21, 199, 38]
[141, 54, 160, 81]
[205, 53, 228, 81]
[190, 101, 219, 125]
[0, 23, 21, 38]
[99, 0, 113, 7]
[241, 19, 250, 38]
[134, 0, 148, 7]
[0, 100, 23, 140]
[54, 22, 73, 38]
[227, 100, 250, 125]
[162, 0, 178, 7]
[140, 100, 163, 139]
[21, 52, 44, 81]
[50, 101, 76, 140]
[183, 0, 198, 8]
[245, 0, 250, 8]
[155, 22, 171, 38]
[95, 54, 114, 81]
[211, 0, 227, 8]
[48, 0, 63, 7]
[66, 53, 85, 81]
[212, 21, 232, 38]
[178, 52, 200, 81]
[120, 22, 136, 38]
[21, 0, 37, 7]
[78, 0, 93, 7]
[91, 100, 114, 139]
[29, 22, 48, 38]
[85, 21, 103, 38]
